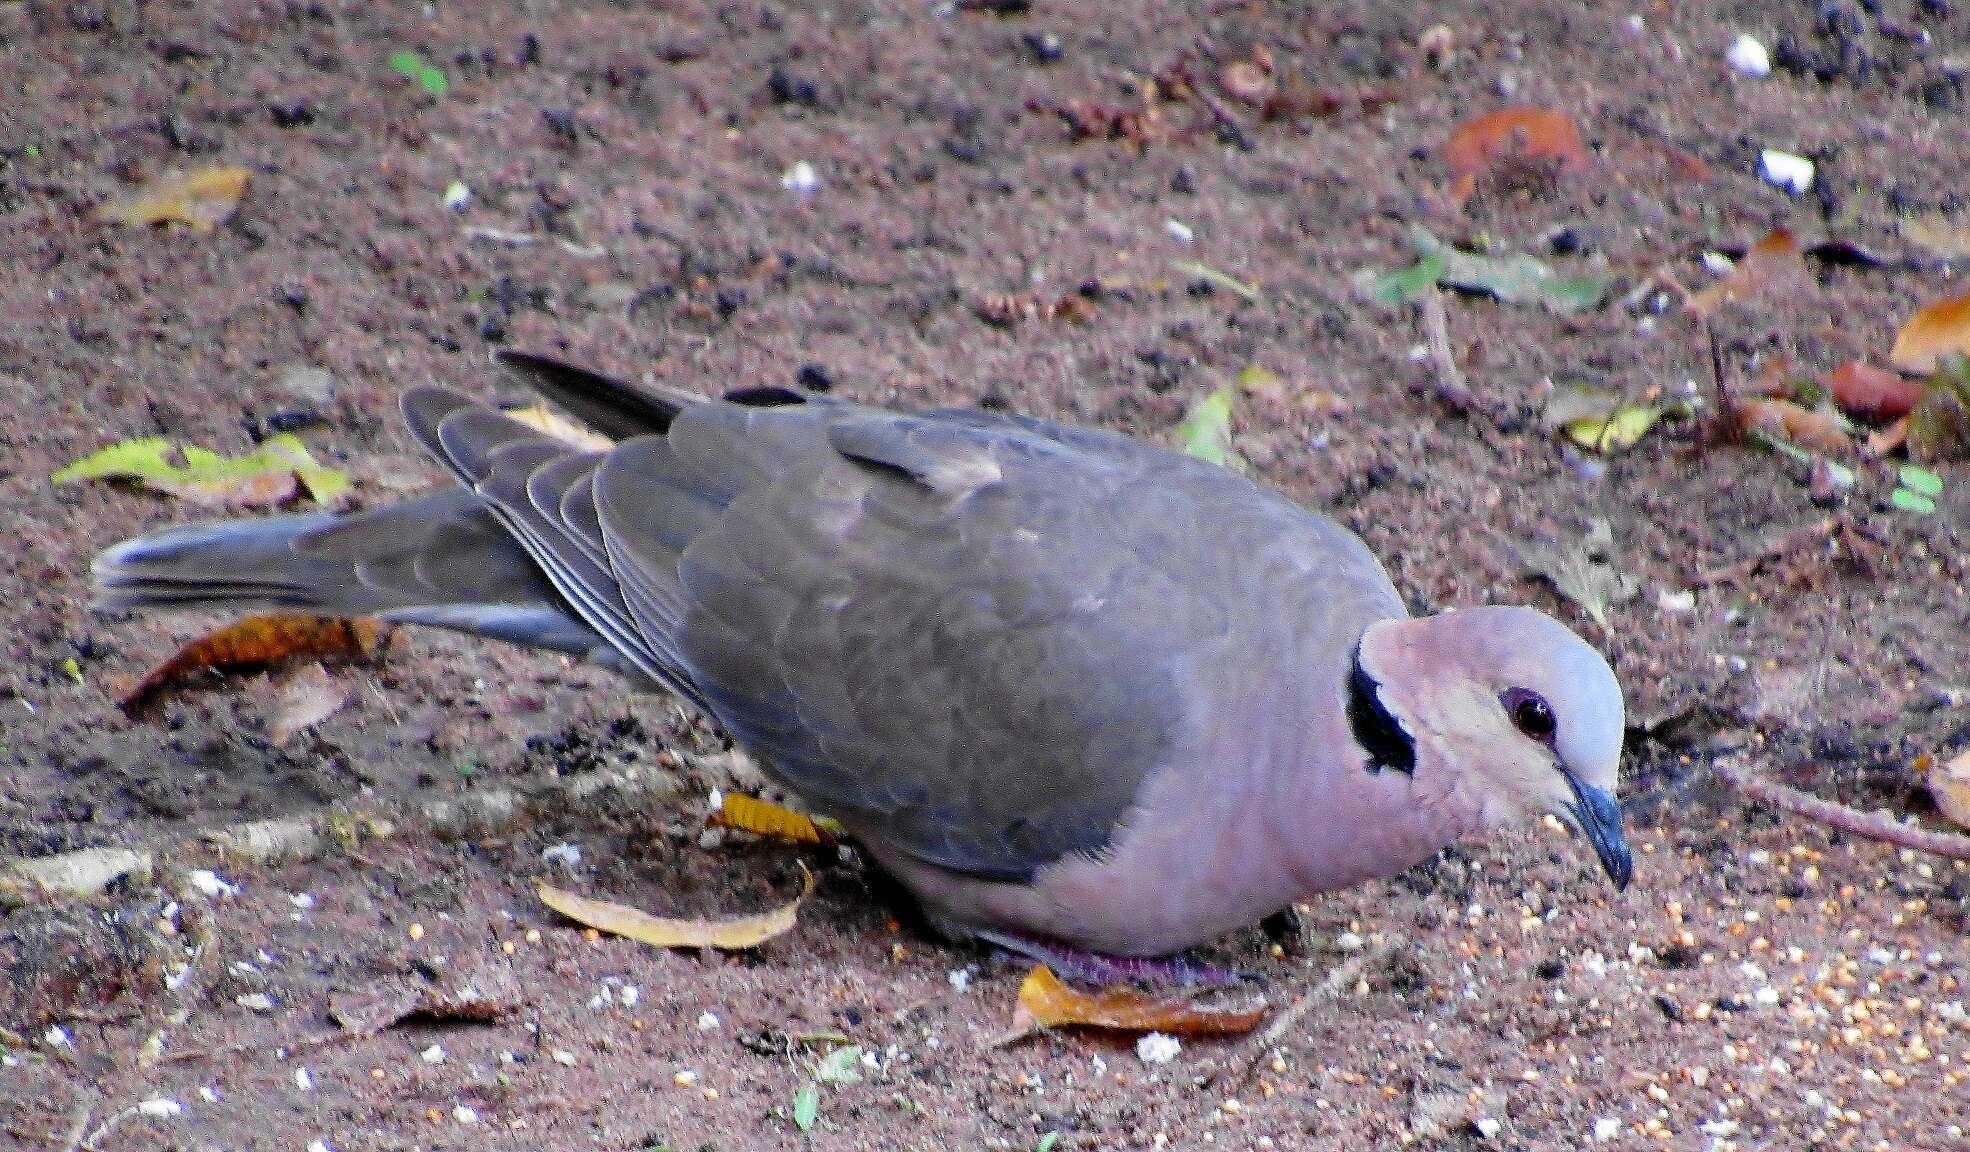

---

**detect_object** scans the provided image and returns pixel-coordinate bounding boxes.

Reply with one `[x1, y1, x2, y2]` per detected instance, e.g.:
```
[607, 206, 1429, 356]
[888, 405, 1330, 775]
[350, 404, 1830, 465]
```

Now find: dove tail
[91, 492, 625, 669]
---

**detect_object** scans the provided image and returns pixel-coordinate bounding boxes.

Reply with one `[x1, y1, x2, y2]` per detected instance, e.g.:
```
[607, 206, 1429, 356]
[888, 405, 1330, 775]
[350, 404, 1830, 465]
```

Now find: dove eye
[1502, 687, 1557, 745]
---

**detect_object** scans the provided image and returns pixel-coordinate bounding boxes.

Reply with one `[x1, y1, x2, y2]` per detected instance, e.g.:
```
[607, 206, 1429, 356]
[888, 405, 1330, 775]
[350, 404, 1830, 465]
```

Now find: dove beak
[1562, 773, 1632, 891]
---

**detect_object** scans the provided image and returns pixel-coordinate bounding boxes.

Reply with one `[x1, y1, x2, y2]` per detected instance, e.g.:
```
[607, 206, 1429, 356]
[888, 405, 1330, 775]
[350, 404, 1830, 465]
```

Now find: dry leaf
[1011, 965, 1267, 1037]
[1931, 749, 1970, 831]
[711, 793, 830, 845]
[120, 614, 391, 714]
[266, 662, 349, 745]
[328, 961, 522, 1035]
[1443, 106, 1587, 180]
[98, 166, 252, 231]
[1737, 398, 1853, 456]
[1891, 291, 1970, 373]
[1826, 361, 1925, 424]
[501, 404, 615, 452]
[1687, 230, 1807, 317]
[536, 865, 811, 951]
[52, 434, 349, 509]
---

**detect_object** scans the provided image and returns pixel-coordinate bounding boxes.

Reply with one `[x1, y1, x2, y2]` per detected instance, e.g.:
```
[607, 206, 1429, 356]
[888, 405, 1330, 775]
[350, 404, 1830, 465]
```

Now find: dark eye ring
[1502, 687, 1557, 744]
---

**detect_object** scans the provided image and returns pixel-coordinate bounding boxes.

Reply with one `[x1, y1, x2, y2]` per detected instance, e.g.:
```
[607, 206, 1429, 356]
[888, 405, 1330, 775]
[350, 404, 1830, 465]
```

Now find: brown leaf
[1011, 965, 1267, 1037]
[266, 662, 349, 746]
[328, 961, 523, 1035]
[1687, 230, 1807, 317]
[1443, 107, 1586, 180]
[119, 615, 391, 715]
[1737, 398, 1853, 455]
[1826, 361, 1926, 424]
[710, 793, 830, 845]
[1866, 415, 1909, 457]
[1891, 291, 1970, 373]
[98, 166, 252, 231]
[536, 865, 811, 951]
[1931, 749, 1970, 832]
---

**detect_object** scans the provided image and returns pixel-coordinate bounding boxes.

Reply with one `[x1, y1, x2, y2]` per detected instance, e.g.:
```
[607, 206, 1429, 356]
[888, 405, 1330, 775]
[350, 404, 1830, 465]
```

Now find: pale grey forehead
[1546, 635, 1625, 784]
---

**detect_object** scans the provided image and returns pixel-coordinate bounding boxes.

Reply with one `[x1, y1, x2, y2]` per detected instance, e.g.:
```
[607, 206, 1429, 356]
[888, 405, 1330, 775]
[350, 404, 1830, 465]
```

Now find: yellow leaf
[537, 865, 811, 951]
[98, 165, 252, 231]
[1012, 965, 1267, 1037]
[52, 433, 349, 509]
[1563, 403, 1665, 453]
[1891, 291, 1970, 374]
[711, 793, 830, 844]
[501, 404, 615, 452]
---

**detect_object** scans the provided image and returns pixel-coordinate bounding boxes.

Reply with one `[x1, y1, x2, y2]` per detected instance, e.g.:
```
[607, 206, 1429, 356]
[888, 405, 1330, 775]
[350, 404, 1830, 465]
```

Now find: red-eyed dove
[94, 352, 1630, 962]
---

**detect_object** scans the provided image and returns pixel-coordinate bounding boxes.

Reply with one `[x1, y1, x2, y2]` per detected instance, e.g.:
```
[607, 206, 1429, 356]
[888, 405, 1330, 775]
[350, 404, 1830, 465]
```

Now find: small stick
[1693, 516, 1840, 585]
[1419, 289, 1476, 414]
[1712, 758, 1970, 862]
[1200, 941, 1396, 1092]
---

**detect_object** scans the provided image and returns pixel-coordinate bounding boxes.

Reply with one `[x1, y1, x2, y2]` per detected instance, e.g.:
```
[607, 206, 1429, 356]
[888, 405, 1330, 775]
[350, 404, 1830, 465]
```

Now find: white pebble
[541, 842, 583, 870]
[308, 1142, 335, 1152]
[420, 1044, 446, 1065]
[1135, 1032, 1182, 1065]
[1335, 931, 1366, 952]
[1726, 34, 1770, 78]
[442, 181, 472, 212]
[1758, 149, 1814, 195]
[948, 967, 973, 992]
[551, 1049, 577, 1066]
[186, 869, 239, 898]
[1699, 250, 1734, 276]
[198, 1086, 220, 1103]
[696, 1011, 721, 1031]
[235, 993, 276, 1013]
[1594, 1116, 1622, 1141]
[1474, 1116, 1502, 1140]
[673, 1069, 699, 1088]
[1164, 218, 1194, 244]
[289, 892, 315, 909]
[452, 1104, 478, 1125]
[138, 1097, 183, 1118]
[781, 161, 820, 194]
[293, 1067, 314, 1091]
[620, 985, 640, 1008]
[1657, 588, 1697, 614]
[43, 1026, 72, 1048]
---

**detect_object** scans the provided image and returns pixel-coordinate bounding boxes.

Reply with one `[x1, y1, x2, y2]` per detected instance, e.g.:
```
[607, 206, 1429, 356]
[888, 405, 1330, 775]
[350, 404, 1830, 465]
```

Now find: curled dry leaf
[119, 614, 391, 715]
[1443, 106, 1587, 180]
[537, 864, 812, 950]
[711, 793, 832, 845]
[52, 434, 349, 509]
[1891, 291, 1970, 374]
[1687, 230, 1807, 317]
[1011, 965, 1267, 1037]
[1931, 749, 1970, 832]
[1826, 361, 1925, 424]
[1737, 398, 1853, 456]
[98, 165, 252, 231]
[267, 662, 350, 746]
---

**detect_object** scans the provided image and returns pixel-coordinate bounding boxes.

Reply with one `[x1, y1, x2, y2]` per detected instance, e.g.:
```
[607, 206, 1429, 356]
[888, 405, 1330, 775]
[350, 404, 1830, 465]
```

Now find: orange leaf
[537, 864, 811, 950]
[1738, 398, 1853, 456]
[1826, 361, 1926, 424]
[1890, 291, 1970, 373]
[1687, 230, 1806, 317]
[1443, 107, 1586, 180]
[710, 793, 830, 845]
[1866, 415, 1909, 457]
[97, 166, 252, 231]
[119, 614, 390, 714]
[1012, 965, 1267, 1037]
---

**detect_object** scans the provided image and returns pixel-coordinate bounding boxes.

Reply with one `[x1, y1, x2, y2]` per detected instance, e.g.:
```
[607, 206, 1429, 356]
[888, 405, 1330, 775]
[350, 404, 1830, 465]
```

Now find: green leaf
[1890, 487, 1938, 514]
[1402, 226, 1610, 313]
[792, 1084, 819, 1132]
[1361, 250, 1446, 309]
[1169, 258, 1260, 303]
[1898, 464, 1944, 498]
[1036, 1133, 1061, 1152]
[387, 50, 424, 76]
[814, 1044, 864, 1085]
[52, 434, 348, 508]
[1175, 386, 1236, 467]
[417, 64, 449, 97]
[388, 50, 448, 97]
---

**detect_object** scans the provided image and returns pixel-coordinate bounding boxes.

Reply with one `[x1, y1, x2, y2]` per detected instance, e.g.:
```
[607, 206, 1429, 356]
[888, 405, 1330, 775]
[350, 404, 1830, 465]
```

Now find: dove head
[1355, 606, 1631, 890]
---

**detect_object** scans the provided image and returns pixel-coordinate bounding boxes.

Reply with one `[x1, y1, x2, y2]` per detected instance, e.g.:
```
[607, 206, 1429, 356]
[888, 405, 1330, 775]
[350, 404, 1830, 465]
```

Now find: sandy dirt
[2, 1, 1968, 1149]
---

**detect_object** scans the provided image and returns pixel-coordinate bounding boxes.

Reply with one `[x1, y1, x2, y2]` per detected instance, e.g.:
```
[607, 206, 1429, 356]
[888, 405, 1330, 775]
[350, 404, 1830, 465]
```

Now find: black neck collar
[1348, 646, 1416, 776]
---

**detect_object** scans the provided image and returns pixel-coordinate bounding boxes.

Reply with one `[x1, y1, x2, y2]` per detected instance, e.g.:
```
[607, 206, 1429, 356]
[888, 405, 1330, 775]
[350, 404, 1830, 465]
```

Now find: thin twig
[1712, 758, 1970, 862]
[1200, 941, 1398, 1091]
[1419, 289, 1476, 414]
[1694, 516, 1840, 585]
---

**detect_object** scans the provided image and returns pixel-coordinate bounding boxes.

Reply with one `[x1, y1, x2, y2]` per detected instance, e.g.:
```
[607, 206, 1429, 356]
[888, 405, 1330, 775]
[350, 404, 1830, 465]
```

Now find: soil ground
[3, 1, 1969, 1149]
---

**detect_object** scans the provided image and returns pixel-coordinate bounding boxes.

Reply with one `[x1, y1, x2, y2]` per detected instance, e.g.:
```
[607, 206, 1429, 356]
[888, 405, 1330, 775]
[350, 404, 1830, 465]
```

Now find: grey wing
[593, 405, 1257, 881]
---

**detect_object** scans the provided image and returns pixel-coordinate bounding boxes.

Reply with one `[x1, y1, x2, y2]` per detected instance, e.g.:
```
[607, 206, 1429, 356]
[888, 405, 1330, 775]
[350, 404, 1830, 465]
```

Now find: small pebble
[1136, 1033, 1181, 1064]
[186, 869, 239, 898]
[948, 967, 973, 992]
[1593, 1116, 1622, 1141]
[138, 1097, 183, 1118]
[1758, 149, 1814, 194]
[674, 1069, 699, 1088]
[452, 1105, 478, 1125]
[541, 843, 583, 869]
[442, 180, 472, 212]
[782, 161, 820, 194]
[1726, 33, 1771, 78]
[294, 1067, 314, 1091]
[236, 993, 276, 1013]
[407, 922, 425, 942]
[697, 1011, 721, 1031]
[420, 1044, 446, 1065]
[1164, 218, 1194, 244]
